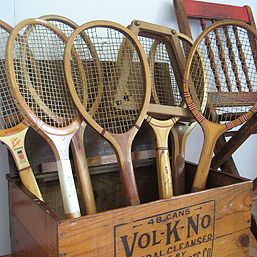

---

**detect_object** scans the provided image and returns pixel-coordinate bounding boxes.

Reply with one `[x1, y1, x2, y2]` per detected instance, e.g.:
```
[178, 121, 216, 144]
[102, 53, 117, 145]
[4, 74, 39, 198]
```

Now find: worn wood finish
[147, 117, 176, 198]
[40, 15, 97, 215]
[250, 232, 257, 257]
[6, 18, 82, 218]
[183, 20, 257, 193]
[173, 0, 240, 176]
[170, 122, 195, 195]
[173, 0, 257, 179]
[57, 179, 252, 256]
[0, 20, 42, 200]
[129, 20, 195, 198]
[65, 20, 151, 206]
[9, 180, 58, 257]
[8, 163, 252, 257]
[211, 114, 257, 170]
[182, 0, 252, 22]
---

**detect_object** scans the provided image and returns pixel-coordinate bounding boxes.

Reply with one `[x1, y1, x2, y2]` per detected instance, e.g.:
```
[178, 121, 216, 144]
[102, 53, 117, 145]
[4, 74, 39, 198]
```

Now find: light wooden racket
[183, 20, 257, 192]
[65, 20, 151, 206]
[129, 20, 201, 197]
[39, 14, 97, 214]
[0, 19, 43, 200]
[6, 18, 81, 218]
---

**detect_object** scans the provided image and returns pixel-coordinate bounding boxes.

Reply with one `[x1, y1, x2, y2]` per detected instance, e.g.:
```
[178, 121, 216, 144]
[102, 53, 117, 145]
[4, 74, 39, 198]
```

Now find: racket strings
[189, 25, 257, 123]
[70, 26, 146, 134]
[13, 24, 77, 128]
[138, 35, 182, 109]
[0, 27, 23, 129]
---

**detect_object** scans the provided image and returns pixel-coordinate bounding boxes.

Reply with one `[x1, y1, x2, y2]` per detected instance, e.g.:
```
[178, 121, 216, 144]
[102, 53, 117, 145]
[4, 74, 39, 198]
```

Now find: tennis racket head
[184, 20, 257, 129]
[40, 14, 79, 36]
[6, 18, 81, 137]
[0, 20, 28, 136]
[129, 21, 181, 106]
[129, 20, 198, 121]
[65, 20, 151, 138]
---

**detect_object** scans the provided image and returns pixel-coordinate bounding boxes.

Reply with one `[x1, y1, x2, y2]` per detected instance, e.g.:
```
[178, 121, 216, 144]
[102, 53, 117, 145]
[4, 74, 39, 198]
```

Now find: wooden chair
[173, 0, 257, 239]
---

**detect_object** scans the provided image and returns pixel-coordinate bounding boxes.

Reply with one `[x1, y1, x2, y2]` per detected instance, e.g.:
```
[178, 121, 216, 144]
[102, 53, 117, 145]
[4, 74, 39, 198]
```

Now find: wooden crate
[8, 162, 252, 257]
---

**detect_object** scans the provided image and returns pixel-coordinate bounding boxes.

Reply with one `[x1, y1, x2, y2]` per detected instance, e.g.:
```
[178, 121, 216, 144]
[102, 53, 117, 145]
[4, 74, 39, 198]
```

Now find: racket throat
[0, 127, 30, 170]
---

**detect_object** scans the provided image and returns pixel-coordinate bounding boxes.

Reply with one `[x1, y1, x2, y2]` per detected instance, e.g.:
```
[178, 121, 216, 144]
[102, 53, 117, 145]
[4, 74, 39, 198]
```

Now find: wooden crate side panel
[10, 213, 55, 257]
[58, 182, 251, 257]
[9, 181, 58, 256]
[213, 229, 249, 256]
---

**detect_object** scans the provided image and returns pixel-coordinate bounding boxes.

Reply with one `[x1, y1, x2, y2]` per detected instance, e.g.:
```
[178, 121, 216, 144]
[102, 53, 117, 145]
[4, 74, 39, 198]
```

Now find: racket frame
[40, 14, 97, 215]
[65, 20, 151, 206]
[129, 19, 196, 197]
[183, 20, 257, 192]
[6, 18, 82, 218]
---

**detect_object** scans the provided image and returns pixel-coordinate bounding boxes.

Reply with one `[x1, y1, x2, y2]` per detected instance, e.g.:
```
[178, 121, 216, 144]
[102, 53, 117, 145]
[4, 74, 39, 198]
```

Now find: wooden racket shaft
[6, 19, 81, 218]
[0, 20, 42, 200]
[65, 20, 151, 206]
[40, 15, 96, 214]
[183, 20, 257, 192]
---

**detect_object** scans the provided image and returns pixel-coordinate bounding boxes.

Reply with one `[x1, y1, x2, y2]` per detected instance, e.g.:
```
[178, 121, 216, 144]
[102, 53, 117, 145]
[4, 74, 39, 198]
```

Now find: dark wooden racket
[64, 20, 151, 206]
[6, 18, 81, 218]
[40, 14, 97, 214]
[0, 19, 43, 200]
[183, 20, 257, 192]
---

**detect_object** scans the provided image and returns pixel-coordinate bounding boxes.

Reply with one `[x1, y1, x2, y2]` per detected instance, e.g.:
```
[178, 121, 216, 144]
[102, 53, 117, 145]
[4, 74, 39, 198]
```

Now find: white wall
[0, 0, 256, 255]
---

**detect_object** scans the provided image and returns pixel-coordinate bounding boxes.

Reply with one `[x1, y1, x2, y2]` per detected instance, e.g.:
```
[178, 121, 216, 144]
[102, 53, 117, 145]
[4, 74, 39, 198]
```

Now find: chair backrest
[174, 0, 256, 39]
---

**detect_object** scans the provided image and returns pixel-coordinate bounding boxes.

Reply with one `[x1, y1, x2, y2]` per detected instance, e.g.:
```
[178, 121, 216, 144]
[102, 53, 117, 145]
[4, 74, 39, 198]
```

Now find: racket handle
[170, 122, 195, 196]
[148, 117, 175, 199]
[192, 122, 225, 192]
[19, 167, 43, 201]
[71, 128, 97, 215]
[115, 140, 140, 206]
[120, 158, 140, 206]
[156, 148, 173, 199]
[57, 159, 81, 218]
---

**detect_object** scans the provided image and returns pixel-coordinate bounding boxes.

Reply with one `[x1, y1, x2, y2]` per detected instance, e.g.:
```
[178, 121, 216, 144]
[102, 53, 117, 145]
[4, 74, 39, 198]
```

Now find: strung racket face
[6, 19, 81, 217]
[65, 21, 150, 137]
[184, 20, 257, 125]
[65, 20, 151, 205]
[138, 33, 192, 115]
[184, 20, 257, 191]
[0, 21, 24, 135]
[6, 19, 80, 135]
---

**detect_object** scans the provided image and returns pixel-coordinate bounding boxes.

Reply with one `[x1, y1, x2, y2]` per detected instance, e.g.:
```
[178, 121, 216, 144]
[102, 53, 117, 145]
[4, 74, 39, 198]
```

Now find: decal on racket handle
[6, 18, 81, 218]
[0, 19, 43, 200]
[65, 20, 151, 206]
[40, 15, 97, 215]
[183, 20, 257, 192]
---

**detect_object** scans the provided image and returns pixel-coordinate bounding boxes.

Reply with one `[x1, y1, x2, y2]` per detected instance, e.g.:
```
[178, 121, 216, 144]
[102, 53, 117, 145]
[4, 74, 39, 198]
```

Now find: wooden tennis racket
[129, 20, 197, 197]
[6, 18, 81, 218]
[0, 19, 43, 200]
[183, 20, 257, 192]
[65, 20, 151, 206]
[40, 14, 97, 214]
